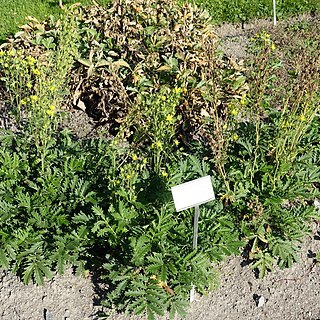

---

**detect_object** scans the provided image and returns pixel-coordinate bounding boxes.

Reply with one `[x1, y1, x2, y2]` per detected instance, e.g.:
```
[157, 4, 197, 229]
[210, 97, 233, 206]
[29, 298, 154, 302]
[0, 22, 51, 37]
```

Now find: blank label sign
[171, 175, 215, 212]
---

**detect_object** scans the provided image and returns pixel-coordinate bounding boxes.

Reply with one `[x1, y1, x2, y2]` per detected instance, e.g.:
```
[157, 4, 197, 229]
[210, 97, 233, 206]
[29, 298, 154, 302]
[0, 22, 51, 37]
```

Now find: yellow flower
[299, 115, 306, 122]
[261, 32, 271, 42]
[31, 95, 38, 102]
[0, 51, 4, 57]
[46, 105, 56, 116]
[161, 95, 166, 101]
[161, 171, 168, 177]
[8, 49, 16, 56]
[174, 139, 179, 146]
[26, 56, 36, 65]
[271, 43, 276, 51]
[32, 68, 41, 76]
[166, 114, 174, 122]
[232, 133, 239, 141]
[231, 109, 238, 116]
[240, 94, 247, 105]
[126, 174, 131, 179]
[174, 87, 182, 94]
[26, 82, 32, 89]
[49, 85, 56, 92]
[153, 141, 163, 149]
[132, 154, 138, 161]
[20, 99, 27, 105]
[142, 158, 148, 165]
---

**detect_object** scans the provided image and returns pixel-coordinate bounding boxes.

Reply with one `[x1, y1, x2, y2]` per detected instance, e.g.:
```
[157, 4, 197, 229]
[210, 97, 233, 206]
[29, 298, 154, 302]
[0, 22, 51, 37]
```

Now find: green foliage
[89, 150, 238, 318]
[0, 0, 112, 43]
[0, 131, 95, 283]
[209, 30, 320, 277]
[187, 0, 320, 23]
[0, 2, 320, 319]
[99, 201, 221, 319]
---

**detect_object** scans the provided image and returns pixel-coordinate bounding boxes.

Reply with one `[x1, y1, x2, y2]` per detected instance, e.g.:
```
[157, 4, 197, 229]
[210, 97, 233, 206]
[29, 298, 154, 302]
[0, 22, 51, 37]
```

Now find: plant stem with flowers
[119, 86, 183, 175]
[0, 9, 78, 173]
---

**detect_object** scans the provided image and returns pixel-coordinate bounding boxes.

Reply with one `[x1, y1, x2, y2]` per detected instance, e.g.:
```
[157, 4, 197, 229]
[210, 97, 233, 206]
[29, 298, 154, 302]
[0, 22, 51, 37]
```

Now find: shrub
[70, 0, 248, 143]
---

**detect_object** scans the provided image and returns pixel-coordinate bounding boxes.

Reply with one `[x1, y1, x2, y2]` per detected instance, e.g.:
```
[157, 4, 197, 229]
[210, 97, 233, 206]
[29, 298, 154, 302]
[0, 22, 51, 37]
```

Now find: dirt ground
[1, 14, 320, 320]
[0, 221, 319, 320]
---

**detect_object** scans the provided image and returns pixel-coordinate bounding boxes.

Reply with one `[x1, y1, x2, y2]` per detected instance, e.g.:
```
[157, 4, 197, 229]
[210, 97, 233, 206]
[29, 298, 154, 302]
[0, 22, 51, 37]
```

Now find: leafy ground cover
[0, 0, 319, 319]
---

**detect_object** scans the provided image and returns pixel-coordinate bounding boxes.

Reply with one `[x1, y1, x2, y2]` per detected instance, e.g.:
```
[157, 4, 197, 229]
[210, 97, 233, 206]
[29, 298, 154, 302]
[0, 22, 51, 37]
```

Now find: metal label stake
[171, 176, 215, 303]
[190, 204, 200, 302]
[193, 205, 200, 249]
[273, 0, 277, 26]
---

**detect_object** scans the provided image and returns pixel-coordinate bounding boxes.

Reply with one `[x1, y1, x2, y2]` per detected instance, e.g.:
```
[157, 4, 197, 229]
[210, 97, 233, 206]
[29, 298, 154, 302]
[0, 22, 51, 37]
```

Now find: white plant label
[273, 0, 277, 26]
[171, 175, 215, 212]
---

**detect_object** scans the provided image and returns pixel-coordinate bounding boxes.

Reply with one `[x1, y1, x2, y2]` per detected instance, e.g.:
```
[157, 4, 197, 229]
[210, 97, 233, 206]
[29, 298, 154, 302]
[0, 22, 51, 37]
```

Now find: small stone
[64, 308, 70, 320]
[43, 308, 53, 320]
[257, 296, 266, 307]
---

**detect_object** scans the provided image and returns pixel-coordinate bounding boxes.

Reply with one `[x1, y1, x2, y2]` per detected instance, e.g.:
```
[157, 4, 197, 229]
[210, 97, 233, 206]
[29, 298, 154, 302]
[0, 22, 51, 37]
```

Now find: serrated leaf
[0, 249, 9, 269]
[23, 263, 34, 284]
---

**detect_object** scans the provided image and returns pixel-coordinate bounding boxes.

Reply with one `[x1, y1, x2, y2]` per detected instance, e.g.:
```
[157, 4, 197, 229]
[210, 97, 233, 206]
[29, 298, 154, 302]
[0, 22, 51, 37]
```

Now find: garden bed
[0, 2, 320, 319]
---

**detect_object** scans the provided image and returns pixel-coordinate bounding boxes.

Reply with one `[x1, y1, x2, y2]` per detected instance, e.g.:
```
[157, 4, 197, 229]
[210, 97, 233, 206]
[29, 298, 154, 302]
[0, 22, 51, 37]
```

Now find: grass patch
[187, 0, 320, 23]
[1, 0, 319, 43]
[0, 0, 111, 42]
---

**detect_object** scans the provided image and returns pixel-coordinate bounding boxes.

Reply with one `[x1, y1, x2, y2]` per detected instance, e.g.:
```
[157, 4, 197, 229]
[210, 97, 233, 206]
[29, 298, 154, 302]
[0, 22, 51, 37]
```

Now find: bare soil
[1, 14, 320, 320]
[0, 222, 319, 320]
